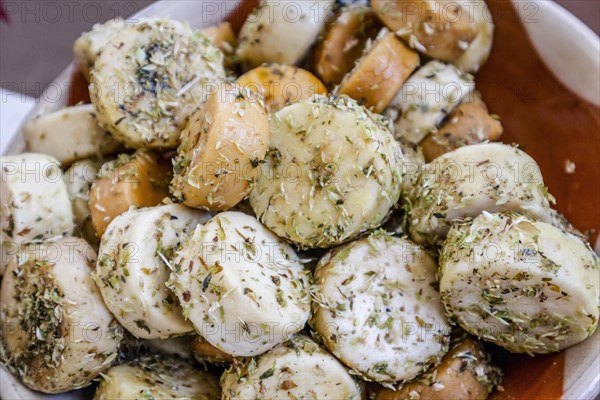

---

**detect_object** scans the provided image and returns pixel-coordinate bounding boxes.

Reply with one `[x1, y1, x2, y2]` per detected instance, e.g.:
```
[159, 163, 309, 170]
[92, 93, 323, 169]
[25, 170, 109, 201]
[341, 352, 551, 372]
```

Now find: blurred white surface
[0, 88, 35, 150]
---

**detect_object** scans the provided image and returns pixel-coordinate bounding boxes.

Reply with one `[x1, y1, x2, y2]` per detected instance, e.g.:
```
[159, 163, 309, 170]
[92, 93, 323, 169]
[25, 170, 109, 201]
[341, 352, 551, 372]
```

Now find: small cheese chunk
[420, 93, 503, 162]
[338, 29, 420, 113]
[23, 104, 120, 165]
[237, 63, 327, 112]
[237, 0, 336, 69]
[89, 150, 172, 237]
[387, 61, 475, 144]
[314, 5, 381, 86]
[455, 1, 495, 73]
[372, 0, 484, 64]
[1, 153, 74, 274]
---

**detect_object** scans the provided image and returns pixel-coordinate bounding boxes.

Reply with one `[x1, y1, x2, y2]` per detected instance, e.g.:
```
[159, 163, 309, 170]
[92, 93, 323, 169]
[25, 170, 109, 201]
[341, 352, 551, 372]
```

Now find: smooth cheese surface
[237, 0, 335, 68]
[23, 104, 120, 164]
[387, 60, 475, 144]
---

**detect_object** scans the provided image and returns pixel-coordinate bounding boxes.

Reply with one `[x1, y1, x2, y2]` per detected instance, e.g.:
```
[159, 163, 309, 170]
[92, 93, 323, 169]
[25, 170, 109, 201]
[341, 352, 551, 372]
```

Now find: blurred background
[0, 0, 598, 97]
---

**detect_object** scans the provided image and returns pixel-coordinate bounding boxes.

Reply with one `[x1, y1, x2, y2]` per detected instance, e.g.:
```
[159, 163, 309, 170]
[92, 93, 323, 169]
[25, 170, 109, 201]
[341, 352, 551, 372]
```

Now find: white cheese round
[93, 354, 220, 400]
[96, 204, 211, 339]
[249, 95, 403, 249]
[408, 143, 554, 246]
[91, 18, 225, 149]
[440, 212, 600, 354]
[221, 334, 362, 399]
[311, 233, 451, 383]
[1, 238, 122, 393]
[169, 211, 311, 357]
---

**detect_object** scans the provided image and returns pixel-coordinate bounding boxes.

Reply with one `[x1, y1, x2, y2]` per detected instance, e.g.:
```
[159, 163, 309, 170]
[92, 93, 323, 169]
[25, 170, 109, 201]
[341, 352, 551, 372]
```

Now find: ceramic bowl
[1, 0, 599, 399]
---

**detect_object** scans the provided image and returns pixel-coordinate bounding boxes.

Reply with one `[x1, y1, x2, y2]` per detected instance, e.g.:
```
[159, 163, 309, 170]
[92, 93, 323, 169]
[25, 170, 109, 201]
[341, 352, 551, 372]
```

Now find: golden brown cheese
[170, 83, 269, 210]
[89, 150, 171, 237]
[338, 30, 419, 113]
